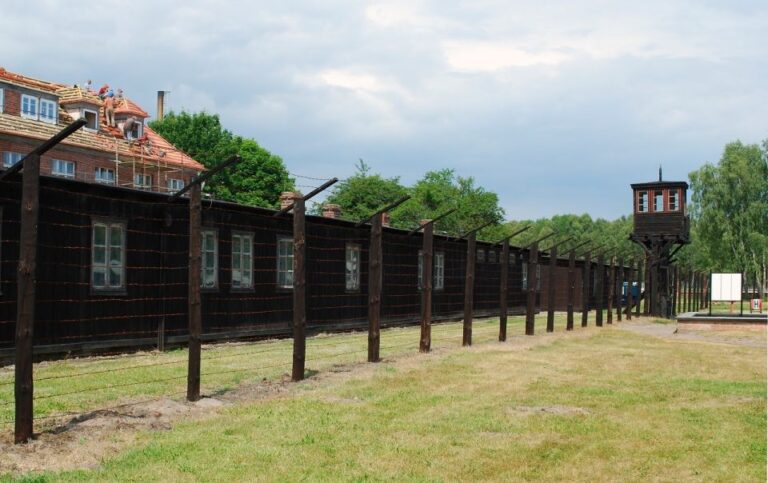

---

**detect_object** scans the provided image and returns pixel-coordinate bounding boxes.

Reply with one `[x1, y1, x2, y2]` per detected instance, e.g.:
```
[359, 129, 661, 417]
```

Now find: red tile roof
[0, 67, 204, 172]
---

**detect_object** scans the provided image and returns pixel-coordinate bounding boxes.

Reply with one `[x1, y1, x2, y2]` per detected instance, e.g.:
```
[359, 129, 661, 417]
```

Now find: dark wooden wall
[0, 174, 606, 356]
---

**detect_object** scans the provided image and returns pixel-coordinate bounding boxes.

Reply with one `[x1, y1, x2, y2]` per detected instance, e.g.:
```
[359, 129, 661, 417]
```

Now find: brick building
[0, 67, 203, 192]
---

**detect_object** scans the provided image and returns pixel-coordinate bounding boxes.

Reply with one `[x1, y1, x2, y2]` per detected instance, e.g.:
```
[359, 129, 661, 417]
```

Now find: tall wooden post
[672, 266, 679, 317]
[567, 249, 576, 330]
[14, 154, 40, 444]
[546, 246, 557, 332]
[525, 242, 538, 336]
[616, 257, 624, 322]
[420, 223, 433, 352]
[625, 261, 634, 320]
[186, 183, 202, 402]
[463, 232, 476, 346]
[595, 254, 605, 326]
[644, 255, 652, 315]
[606, 256, 615, 325]
[499, 239, 509, 341]
[292, 198, 307, 380]
[367, 213, 382, 362]
[635, 259, 643, 318]
[581, 252, 591, 327]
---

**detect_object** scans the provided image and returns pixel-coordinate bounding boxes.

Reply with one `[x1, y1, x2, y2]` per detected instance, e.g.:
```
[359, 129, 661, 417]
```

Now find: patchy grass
[1, 313, 590, 431]
[2, 318, 764, 482]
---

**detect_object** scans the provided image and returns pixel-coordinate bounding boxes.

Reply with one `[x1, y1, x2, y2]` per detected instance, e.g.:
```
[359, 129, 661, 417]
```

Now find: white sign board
[711, 273, 742, 301]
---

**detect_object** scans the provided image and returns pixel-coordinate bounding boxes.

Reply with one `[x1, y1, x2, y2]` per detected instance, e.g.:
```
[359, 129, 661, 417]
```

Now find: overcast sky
[3, 0, 766, 219]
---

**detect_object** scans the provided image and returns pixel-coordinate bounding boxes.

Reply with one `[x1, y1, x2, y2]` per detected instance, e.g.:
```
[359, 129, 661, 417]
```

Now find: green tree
[149, 111, 294, 208]
[688, 140, 768, 296]
[391, 169, 505, 237]
[318, 160, 408, 221]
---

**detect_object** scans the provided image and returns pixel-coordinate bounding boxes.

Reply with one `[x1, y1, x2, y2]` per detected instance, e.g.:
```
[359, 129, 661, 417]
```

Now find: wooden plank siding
[0, 174, 615, 359]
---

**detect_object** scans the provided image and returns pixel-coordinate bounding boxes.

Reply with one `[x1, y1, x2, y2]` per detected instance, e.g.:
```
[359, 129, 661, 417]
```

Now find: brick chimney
[381, 212, 391, 227]
[322, 204, 342, 219]
[279, 191, 301, 211]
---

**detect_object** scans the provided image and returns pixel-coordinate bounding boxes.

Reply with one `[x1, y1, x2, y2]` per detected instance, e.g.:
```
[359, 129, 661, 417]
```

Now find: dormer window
[21, 94, 57, 124]
[83, 109, 98, 131]
[40, 99, 57, 123]
[21, 95, 38, 120]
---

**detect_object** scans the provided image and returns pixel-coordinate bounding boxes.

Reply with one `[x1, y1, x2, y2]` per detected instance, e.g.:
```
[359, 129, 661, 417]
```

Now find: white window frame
[345, 243, 361, 292]
[668, 190, 679, 212]
[2, 151, 23, 168]
[653, 190, 664, 213]
[134, 173, 152, 190]
[277, 236, 294, 289]
[167, 178, 185, 193]
[477, 248, 485, 263]
[94, 167, 115, 185]
[201, 229, 218, 289]
[638, 191, 648, 213]
[39, 98, 57, 124]
[488, 250, 497, 264]
[231, 232, 254, 290]
[434, 252, 445, 291]
[0, 88, 4, 113]
[52, 159, 75, 179]
[20, 94, 38, 120]
[418, 250, 444, 290]
[91, 221, 126, 292]
[82, 108, 99, 131]
[522, 262, 528, 290]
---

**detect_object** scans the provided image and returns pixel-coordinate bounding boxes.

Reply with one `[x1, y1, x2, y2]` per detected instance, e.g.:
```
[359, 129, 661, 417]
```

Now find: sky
[2, 0, 766, 220]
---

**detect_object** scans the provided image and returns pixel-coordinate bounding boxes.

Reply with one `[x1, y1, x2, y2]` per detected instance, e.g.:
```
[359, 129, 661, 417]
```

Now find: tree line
[150, 111, 767, 296]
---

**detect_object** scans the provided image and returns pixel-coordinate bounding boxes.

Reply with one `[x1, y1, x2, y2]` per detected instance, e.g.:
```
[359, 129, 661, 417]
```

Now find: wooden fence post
[581, 251, 591, 327]
[546, 246, 557, 332]
[672, 266, 679, 317]
[367, 213, 382, 363]
[463, 232, 476, 346]
[625, 261, 634, 320]
[420, 223, 433, 352]
[292, 197, 307, 380]
[14, 154, 40, 444]
[525, 242, 538, 336]
[567, 249, 576, 330]
[186, 183, 202, 401]
[606, 256, 614, 325]
[635, 259, 643, 318]
[616, 257, 623, 322]
[595, 254, 605, 327]
[499, 239, 509, 341]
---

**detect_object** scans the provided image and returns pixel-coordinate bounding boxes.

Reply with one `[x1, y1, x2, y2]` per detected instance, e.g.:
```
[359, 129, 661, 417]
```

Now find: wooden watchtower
[629, 170, 690, 317]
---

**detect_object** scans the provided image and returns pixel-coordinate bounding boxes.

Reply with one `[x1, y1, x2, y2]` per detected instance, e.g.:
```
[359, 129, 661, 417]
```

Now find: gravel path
[618, 319, 766, 348]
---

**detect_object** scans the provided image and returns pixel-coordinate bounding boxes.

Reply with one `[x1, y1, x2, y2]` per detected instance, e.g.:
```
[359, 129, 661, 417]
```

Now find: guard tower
[629, 169, 689, 317]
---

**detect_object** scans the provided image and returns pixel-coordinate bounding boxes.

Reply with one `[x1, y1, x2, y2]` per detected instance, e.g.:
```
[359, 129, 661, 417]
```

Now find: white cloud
[443, 41, 571, 72]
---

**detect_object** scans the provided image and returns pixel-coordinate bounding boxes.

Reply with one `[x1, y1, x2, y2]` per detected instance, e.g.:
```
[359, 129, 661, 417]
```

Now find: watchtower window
[637, 191, 648, 213]
[668, 190, 679, 211]
[654, 190, 664, 212]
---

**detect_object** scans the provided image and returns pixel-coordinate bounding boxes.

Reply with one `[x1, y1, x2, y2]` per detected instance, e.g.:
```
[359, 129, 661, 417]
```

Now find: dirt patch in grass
[0, 396, 228, 474]
[508, 405, 591, 416]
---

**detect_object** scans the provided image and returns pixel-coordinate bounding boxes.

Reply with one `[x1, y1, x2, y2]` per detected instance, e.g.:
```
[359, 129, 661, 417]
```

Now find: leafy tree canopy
[149, 111, 294, 208]
[685, 140, 768, 291]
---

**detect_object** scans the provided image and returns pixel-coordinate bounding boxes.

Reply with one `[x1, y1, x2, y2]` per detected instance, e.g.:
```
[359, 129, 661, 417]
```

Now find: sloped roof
[56, 86, 103, 106]
[0, 67, 203, 172]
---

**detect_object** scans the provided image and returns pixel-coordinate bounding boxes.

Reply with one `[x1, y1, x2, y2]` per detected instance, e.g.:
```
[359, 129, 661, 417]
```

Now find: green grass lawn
[0, 313, 600, 430]
[1, 313, 764, 481]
